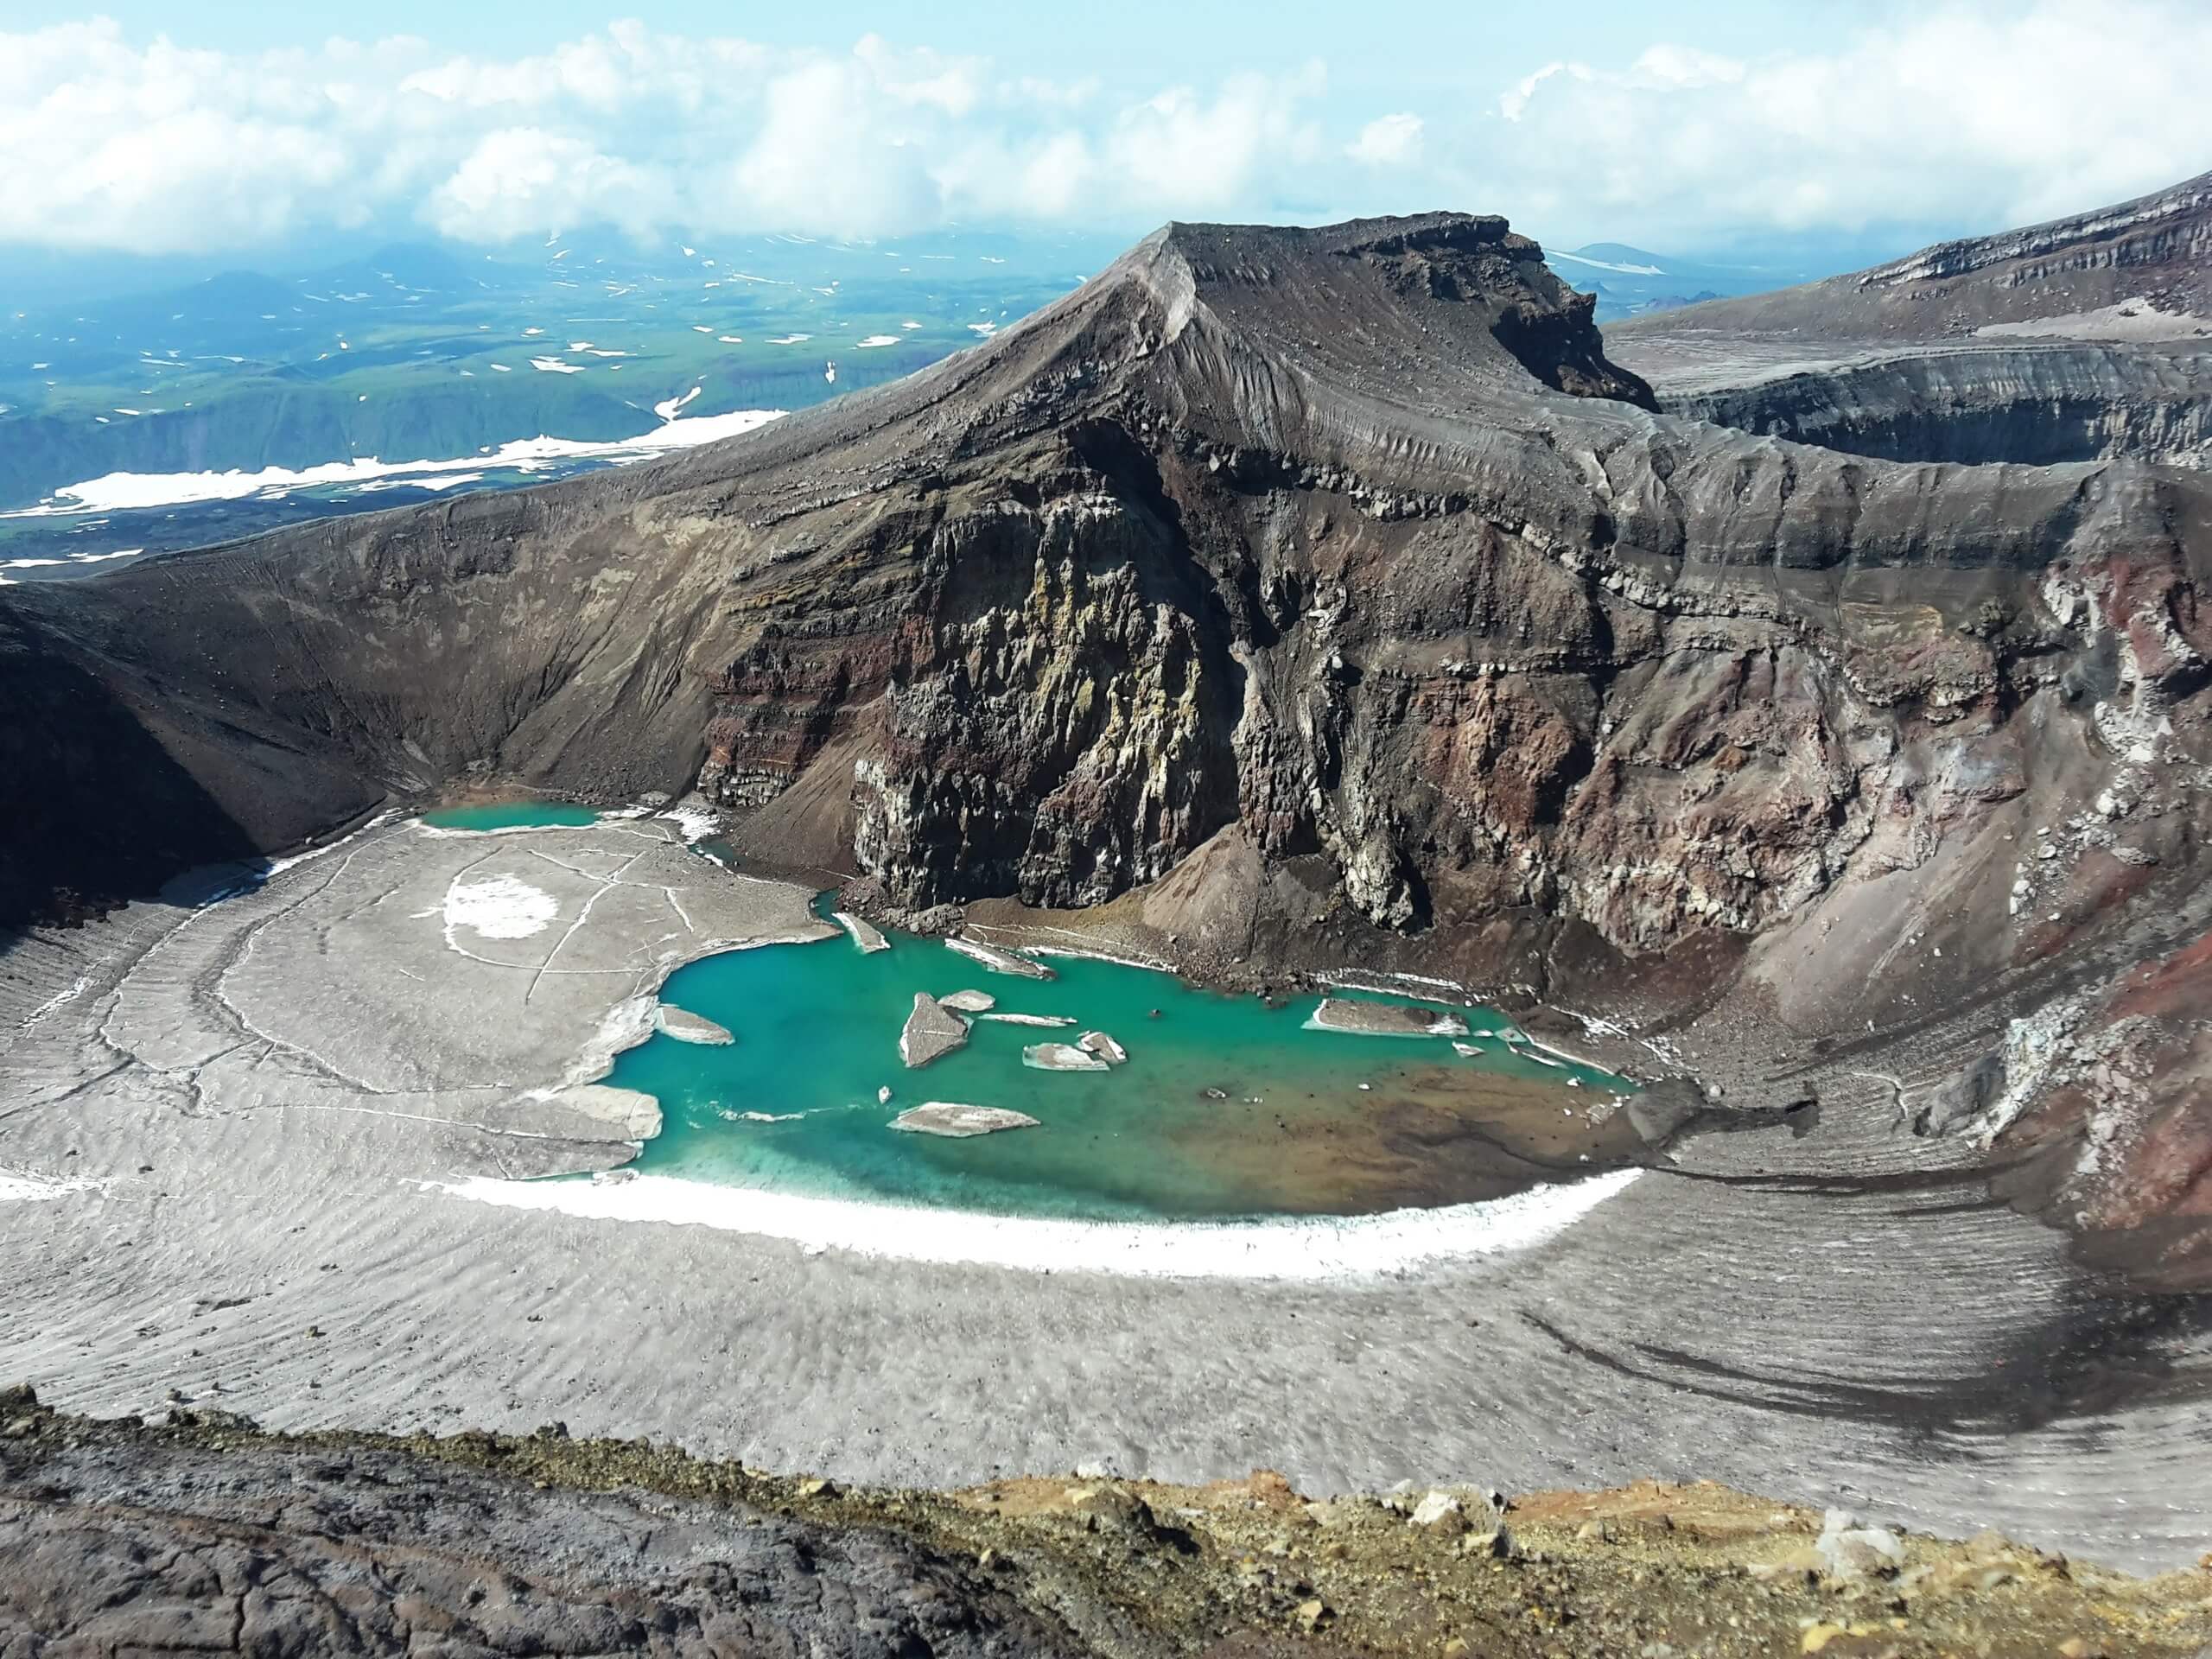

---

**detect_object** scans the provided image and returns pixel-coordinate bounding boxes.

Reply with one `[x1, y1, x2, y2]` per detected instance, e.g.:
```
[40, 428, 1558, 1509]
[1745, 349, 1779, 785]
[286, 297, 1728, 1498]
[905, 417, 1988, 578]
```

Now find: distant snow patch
[0, 408, 786, 518]
[530, 356, 585, 374]
[1977, 296, 2210, 340]
[654, 385, 704, 422]
[3, 549, 143, 569]
[855, 334, 899, 347]
[1549, 250, 1665, 276]
[656, 804, 719, 842]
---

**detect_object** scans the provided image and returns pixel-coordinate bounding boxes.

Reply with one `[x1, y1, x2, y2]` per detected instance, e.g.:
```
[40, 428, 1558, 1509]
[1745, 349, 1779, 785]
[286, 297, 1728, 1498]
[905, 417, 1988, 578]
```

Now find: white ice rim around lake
[0, 405, 789, 518]
[429, 1166, 1643, 1282]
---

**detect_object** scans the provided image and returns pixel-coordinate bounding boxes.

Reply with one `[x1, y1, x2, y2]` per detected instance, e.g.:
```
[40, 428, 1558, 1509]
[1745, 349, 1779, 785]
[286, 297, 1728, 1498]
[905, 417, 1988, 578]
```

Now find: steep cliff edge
[3, 195, 2209, 1279]
[1659, 343, 2211, 468]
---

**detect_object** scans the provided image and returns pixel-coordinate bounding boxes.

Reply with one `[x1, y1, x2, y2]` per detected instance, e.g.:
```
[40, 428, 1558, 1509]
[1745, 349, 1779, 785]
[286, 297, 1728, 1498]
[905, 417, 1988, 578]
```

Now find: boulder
[1815, 1509, 1905, 1580]
[1409, 1491, 1468, 1534]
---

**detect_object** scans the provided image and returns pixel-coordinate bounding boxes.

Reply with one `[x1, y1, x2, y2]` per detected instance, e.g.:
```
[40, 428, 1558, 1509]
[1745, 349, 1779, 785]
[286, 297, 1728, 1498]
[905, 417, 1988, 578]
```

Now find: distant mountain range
[0, 228, 1118, 567]
[1542, 241, 1819, 320]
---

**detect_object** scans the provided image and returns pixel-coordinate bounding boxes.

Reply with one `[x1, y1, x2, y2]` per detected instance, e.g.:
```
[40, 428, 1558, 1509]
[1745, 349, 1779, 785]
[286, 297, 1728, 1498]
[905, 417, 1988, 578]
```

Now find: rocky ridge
[1615, 168, 2212, 346]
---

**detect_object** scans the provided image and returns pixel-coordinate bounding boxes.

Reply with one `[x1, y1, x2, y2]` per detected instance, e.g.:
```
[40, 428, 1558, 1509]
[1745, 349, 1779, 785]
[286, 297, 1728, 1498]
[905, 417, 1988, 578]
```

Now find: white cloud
[429, 128, 671, 243]
[1500, 62, 1588, 123]
[1105, 66, 1326, 217]
[1625, 45, 1745, 91]
[1478, 1, 2212, 246]
[729, 58, 944, 237]
[1348, 112, 1424, 168]
[0, 7, 2205, 257]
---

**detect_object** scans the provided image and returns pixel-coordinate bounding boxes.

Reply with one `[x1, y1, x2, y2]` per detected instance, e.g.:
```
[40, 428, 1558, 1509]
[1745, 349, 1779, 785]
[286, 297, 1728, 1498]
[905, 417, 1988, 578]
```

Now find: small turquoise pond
[422, 801, 601, 831]
[613, 916, 1639, 1223]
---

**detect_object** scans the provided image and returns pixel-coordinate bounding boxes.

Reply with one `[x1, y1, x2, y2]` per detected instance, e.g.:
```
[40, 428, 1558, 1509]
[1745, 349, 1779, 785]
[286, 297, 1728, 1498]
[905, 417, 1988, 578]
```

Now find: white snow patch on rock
[444, 874, 558, 939]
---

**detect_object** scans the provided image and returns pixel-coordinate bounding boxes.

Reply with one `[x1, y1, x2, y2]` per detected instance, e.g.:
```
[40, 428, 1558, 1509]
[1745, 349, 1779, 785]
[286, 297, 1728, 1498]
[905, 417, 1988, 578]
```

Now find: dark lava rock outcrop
[7, 1391, 2209, 1658]
[3, 190, 2209, 1276]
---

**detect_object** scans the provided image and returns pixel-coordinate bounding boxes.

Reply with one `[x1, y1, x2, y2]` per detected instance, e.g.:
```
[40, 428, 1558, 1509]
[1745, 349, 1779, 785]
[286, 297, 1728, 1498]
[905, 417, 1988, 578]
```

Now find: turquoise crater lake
[613, 918, 1641, 1224]
[422, 801, 602, 831]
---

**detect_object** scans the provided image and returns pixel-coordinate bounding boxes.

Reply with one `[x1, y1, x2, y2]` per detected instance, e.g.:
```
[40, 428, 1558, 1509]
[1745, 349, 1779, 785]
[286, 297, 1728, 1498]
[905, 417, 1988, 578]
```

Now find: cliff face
[1662, 343, 2212, 468]
[1601, 180, 2212, 1287]
[4, 209, 2206, 963]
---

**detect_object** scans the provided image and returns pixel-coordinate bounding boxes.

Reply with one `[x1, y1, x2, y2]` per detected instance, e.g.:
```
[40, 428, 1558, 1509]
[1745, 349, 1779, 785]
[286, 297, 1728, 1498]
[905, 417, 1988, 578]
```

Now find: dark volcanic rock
[0, 1405, 1090, 1659]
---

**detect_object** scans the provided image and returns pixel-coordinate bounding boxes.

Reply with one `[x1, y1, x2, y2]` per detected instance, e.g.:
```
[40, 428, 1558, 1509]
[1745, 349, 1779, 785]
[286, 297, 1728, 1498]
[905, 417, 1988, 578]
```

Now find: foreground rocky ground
[3, 1389, 2207, 1658]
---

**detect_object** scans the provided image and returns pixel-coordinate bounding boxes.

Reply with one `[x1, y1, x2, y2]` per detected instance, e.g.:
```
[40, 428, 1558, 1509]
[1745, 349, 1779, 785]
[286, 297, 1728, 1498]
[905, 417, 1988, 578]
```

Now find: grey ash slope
[3, 200, 2209, 1277]
[1611, 168, 2212, 467]
[1616, 167, 2212, 348]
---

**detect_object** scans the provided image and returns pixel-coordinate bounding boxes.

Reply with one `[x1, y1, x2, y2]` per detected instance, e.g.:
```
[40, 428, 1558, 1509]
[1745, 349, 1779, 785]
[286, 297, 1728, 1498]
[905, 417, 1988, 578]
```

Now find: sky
[1, 2, 2206, 266]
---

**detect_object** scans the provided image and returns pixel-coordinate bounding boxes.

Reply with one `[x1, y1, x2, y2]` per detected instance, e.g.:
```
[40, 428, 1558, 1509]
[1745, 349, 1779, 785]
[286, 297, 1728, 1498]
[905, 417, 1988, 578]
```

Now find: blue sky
[0, 2, 1856, 81]
[0, 3, 2204, 262]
